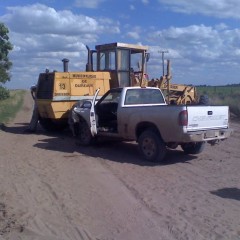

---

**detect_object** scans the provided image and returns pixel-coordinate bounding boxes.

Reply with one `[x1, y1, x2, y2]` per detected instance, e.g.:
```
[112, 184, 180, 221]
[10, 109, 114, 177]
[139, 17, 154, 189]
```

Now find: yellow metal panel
[95, 79, 110, 95]
[54, 72, 69, 78]
[37, 99, 72, 119]
[37, 99, 55, 118]
[69, 71, 111, 96]
[37, 71, 112, 121]
[54, 72, 70, 98]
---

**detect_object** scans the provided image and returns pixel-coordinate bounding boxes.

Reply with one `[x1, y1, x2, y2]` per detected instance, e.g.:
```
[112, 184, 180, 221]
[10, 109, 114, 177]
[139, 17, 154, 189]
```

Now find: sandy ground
[0, 92, 240, 240]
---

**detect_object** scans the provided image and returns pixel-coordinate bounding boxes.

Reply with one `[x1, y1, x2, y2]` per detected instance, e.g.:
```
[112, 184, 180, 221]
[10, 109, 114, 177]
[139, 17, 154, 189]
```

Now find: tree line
[0, 22, 13, 100]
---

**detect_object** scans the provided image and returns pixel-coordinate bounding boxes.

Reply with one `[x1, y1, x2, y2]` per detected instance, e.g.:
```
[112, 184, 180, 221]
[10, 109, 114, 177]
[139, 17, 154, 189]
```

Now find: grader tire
[39, 117, 68, 132]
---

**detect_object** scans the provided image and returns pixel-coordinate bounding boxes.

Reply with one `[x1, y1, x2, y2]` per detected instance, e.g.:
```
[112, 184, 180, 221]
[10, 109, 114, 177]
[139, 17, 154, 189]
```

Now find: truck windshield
[98, 89, 122, 104]
[125, 89, 165, 105]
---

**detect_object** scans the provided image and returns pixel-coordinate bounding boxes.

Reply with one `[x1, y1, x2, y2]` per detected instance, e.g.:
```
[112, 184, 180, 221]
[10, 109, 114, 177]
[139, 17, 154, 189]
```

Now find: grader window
[131, 52, 143, 72]
[117, 49, 130, 87]
[99, 50, 116, 70]
[117, 49, 129, 71]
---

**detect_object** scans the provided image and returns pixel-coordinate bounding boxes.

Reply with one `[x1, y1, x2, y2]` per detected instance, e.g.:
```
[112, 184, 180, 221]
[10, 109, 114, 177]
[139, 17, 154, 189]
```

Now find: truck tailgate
[186, 106, 229, 131]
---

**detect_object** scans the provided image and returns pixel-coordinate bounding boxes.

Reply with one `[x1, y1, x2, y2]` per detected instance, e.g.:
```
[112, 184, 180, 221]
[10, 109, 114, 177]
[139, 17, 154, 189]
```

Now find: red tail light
[179, 110, 188, 126]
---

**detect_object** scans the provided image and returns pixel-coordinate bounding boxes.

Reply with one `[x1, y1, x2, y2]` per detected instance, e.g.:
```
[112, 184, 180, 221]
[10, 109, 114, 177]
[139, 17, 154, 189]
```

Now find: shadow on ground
[0, 122, 33, 134]
[33, 133, 197, 167]
[0, 122, 71, 137]
[210, 188, 240, 201]
[1, 121, 197, 166]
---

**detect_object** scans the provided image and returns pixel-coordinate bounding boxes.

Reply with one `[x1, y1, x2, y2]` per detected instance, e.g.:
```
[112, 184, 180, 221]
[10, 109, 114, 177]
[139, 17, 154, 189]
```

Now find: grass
[197, 85, 240, 119]
[0, 90, 26, 124]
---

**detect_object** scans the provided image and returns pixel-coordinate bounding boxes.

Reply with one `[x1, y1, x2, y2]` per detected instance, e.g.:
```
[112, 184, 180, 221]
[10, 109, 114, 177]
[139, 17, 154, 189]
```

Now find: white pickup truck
[69, 87, 232, 162]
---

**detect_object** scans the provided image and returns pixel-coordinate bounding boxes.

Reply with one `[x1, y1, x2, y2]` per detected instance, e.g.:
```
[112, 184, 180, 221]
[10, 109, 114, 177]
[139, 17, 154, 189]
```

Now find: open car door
[90, 88, 100, 136]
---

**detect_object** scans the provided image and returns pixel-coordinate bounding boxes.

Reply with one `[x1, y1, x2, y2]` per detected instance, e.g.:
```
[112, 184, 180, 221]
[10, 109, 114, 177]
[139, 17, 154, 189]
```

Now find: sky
[0, 0, 240, 89]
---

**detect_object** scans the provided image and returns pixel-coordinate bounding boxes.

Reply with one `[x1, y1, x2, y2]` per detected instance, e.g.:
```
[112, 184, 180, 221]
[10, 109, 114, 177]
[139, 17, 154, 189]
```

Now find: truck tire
[77, 120, 93, 146]
[39, 117, 68, 132]
[198, 95, 209, 105]
[181, 142, 205, 154]
[138, 130, 167, 162]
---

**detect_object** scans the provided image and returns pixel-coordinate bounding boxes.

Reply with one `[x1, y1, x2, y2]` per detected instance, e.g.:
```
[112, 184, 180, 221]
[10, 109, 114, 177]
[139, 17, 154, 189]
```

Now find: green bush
[0, 86, 10, 100]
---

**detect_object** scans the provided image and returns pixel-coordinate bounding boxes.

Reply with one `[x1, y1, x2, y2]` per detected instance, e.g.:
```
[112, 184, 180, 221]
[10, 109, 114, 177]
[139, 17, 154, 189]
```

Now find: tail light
[179, 110, 188, 126]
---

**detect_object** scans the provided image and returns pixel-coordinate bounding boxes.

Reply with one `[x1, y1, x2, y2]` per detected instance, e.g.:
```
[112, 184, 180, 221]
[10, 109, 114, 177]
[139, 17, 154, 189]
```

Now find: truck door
[90, 88, 100, 136]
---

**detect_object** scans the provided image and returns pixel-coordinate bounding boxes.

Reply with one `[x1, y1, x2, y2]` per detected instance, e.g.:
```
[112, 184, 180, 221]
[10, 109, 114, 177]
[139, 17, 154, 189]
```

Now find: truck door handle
[208, 111, 213, 115]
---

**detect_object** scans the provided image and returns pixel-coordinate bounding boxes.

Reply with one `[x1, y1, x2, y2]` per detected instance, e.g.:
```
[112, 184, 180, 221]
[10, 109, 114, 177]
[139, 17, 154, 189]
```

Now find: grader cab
[35, 42, 149, 131]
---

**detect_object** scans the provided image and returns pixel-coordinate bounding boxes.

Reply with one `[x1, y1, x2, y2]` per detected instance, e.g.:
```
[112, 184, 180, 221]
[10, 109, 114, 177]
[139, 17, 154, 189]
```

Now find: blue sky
[1, 0, 240, 89]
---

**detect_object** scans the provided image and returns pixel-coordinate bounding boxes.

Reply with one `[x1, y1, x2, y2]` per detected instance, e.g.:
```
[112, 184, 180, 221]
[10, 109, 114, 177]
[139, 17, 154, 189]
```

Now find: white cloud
[1, 2, 240, 89]
[147, 24, 240, 85]
[149, 24, 224, 60]
[142, 0, 149, 5]
[158, 0, 240, 19]
[3, 4, 99, 35]
[0, 4, 121, 89]
[74, 0, 106, 8]
[130, 5, 135, 10]
[127, 31, 140, 40]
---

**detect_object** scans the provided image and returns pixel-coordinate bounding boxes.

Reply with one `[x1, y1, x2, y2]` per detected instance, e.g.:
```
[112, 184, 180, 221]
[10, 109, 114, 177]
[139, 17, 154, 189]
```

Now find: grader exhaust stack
[62, 58, 69, 72]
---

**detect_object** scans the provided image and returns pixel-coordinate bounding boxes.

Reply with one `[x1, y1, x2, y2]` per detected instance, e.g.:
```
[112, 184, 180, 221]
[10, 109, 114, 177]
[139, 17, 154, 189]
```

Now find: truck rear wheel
[138, 130, 166, 162]
[77, 120, 93, 146]
[181, 142, 205, 154]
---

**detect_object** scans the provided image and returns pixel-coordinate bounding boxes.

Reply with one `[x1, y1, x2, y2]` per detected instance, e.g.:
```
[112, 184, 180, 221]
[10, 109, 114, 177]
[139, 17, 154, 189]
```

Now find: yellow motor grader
[148, 60, 197, 105]
[35, 42, 198, 131]
[35, 42, 149, 131]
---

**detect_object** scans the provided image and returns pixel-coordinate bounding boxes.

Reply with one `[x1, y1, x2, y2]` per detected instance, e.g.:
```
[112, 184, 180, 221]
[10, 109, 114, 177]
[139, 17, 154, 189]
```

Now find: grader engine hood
[36, 71, 111, 119]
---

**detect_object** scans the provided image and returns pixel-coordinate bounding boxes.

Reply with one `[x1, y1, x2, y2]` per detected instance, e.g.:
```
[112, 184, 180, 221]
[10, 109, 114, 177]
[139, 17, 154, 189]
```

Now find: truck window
[125, 89, 165, 105]
[98, 89, 122, 105]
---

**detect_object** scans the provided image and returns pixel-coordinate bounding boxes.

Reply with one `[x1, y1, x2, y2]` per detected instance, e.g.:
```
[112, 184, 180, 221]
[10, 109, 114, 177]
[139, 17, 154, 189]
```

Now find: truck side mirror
[82, 101, 92, 109]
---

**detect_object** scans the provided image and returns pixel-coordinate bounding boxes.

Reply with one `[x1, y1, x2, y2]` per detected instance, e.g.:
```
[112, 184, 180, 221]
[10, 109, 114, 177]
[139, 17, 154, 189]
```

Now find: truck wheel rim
[81, 128, 90, 142]
[142, 137, 156, 157]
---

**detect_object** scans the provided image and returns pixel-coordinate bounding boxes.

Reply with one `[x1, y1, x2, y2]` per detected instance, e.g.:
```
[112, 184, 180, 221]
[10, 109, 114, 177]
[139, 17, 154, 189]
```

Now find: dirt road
[0, 93, 240, 240]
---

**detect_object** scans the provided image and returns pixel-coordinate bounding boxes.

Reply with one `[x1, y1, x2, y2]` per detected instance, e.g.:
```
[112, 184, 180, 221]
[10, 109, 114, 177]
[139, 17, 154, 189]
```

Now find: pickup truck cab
[70, 87, 232, 162]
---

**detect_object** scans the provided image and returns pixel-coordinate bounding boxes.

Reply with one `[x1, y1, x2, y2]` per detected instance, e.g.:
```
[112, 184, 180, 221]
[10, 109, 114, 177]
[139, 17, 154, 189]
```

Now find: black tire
[181, 142, 205, 155]
[39, 117, 68, 132]
[166, 142, 178, 149]
[138, 130, 167, 162]
[77, 120, 93, 146]
[198, 95, 209, 105]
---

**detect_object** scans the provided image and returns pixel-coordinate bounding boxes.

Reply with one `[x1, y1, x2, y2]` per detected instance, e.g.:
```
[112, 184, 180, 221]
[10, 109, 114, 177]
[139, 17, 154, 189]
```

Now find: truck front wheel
[138, 130, 167, 162]
[181, 142, 205, 154]
[77, 120, 93, 146]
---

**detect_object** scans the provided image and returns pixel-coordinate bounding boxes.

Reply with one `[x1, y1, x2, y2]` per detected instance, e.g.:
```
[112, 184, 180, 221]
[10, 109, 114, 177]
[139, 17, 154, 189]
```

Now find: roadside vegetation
[197, 85, 240, 119]
[0, 22, 13, 100]
[0, 90, 26, 124]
